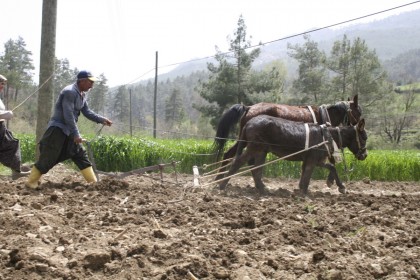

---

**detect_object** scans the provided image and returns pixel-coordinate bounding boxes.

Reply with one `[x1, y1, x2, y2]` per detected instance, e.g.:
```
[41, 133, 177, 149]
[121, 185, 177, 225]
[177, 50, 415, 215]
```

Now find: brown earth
[0, 163, 419, 280]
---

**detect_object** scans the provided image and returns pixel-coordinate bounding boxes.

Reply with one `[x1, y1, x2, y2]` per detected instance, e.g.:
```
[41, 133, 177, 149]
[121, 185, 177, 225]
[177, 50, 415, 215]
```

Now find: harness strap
[320, 124, 332, 158]
[320, 105, 331, 124]
[336, 127, 342, 148]
[307, 106, 317, 124]
[304, 123, 310, 149]
[354, 124, 361, 149]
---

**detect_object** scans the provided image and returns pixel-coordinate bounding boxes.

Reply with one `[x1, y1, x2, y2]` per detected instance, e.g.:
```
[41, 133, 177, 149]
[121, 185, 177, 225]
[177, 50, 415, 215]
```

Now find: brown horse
[214, 95, 362, 180]
[218, 115, 368, 195]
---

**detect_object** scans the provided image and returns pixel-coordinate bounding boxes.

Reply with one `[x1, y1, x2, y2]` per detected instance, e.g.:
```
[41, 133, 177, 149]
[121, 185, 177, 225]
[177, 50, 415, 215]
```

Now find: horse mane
[213, 104, 248, 159]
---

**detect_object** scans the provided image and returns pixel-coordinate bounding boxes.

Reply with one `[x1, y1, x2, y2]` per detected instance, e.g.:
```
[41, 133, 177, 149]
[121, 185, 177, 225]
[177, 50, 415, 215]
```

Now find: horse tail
[213, 104, 248, 159]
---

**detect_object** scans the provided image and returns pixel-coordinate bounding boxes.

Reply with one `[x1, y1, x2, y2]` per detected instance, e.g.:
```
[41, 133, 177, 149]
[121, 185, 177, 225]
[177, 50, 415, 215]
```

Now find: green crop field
[5, 134, 419, 182]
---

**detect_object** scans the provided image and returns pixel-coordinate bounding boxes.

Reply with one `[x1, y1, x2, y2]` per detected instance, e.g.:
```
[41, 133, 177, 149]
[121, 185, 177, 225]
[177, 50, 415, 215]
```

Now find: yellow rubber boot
[80, 166, 97, 183]
[25, 166, 42, 189]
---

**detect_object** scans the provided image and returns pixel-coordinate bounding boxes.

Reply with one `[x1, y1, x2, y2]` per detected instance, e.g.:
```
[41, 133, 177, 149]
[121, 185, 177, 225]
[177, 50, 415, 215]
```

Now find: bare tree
[383, 88, 417, 144]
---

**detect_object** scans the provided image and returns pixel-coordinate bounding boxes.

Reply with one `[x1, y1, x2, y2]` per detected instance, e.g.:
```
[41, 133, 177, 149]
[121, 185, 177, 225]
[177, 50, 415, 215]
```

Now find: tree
[287, 34, 327, 104]
[348, 37, 388, 109]
[53, 58, 76, 101]
[0, 37, 35, 103]
[196, 15, 261, 128]
[326, 35, 352, 102]
[383, 49, 420, 84]
[381, 88, 417, 144]
[88, 73, 108, 115]
[113, 85, 129, 124]
[164, 88, 185, 129]
[247, 60, 287, 104]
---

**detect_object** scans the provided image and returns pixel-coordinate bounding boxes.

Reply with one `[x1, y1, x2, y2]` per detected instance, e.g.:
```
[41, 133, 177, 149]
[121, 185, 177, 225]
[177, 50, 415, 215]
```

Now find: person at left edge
[0, 74, 31, 180]
[25, 70, 113, 189]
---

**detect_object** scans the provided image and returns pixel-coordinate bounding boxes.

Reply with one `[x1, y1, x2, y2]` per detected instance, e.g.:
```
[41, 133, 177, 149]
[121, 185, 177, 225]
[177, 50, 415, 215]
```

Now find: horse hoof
[294, 188, 308, 197]
[338, 187, 346, 194]
[215, 175, 224, 181]
[326, 180, 334, 188]
[257, 188, 269, 196]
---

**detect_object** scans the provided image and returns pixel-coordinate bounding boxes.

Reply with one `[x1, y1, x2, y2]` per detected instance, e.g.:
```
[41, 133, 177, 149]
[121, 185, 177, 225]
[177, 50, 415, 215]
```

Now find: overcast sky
[1, 0, 420, 87]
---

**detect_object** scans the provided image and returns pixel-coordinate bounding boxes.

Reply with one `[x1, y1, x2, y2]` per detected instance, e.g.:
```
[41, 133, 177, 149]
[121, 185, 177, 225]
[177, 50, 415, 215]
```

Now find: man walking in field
[0, 74, 30, 179]
[26, 70, 112, 189]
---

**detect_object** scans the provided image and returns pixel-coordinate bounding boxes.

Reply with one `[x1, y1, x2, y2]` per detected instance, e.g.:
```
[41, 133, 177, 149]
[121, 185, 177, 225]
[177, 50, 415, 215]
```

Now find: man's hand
[74, 136, 85, 144]
[103, 118, 113, 126]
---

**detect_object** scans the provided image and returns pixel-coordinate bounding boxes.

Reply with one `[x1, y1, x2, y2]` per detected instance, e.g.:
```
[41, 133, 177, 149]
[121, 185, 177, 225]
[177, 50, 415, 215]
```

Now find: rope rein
[11, 73, 55, 112]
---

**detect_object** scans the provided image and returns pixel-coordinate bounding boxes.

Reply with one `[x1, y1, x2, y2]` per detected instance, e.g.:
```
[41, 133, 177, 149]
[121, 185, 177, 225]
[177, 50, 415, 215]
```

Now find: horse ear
[358, 118, 365, 130]
[353, 94, 358, 106]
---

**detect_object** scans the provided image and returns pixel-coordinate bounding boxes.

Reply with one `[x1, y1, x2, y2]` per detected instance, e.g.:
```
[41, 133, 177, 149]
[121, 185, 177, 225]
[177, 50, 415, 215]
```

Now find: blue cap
[77, 70, 97, 81]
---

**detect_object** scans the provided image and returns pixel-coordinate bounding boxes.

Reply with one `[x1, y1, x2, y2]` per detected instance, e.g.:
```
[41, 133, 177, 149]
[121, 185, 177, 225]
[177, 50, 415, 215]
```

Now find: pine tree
[0, 37, 35, 102]
[196, 15, 260, 128]
[165, 88, 185, 129]
[88, 73, 108, 115]
[287, 34, 327, 104]
[113, 85, 129, 123]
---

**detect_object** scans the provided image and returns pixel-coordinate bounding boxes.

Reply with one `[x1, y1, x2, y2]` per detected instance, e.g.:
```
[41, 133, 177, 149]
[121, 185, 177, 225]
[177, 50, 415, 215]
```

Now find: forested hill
[155, 8, 420, 82]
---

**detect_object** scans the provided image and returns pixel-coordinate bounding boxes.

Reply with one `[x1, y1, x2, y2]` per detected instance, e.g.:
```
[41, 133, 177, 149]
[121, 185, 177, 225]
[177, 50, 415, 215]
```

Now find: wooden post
[36, 0, 57, 159]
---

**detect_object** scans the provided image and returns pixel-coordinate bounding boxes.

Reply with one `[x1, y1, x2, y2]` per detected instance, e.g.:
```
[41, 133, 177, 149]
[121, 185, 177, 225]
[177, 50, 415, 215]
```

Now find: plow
[192, 141, 329, 189]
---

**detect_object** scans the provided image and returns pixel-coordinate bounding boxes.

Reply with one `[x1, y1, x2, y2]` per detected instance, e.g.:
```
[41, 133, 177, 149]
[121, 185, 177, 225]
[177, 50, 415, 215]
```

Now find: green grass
[4, 134, 419, 182]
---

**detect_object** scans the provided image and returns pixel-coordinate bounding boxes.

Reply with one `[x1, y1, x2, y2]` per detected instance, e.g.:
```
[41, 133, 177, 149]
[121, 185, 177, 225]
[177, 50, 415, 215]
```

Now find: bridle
[333, 123, 365, 181]
[324, 101, 360, 126]
[336, 124, 366, 158]
[345, 101, 359, 125]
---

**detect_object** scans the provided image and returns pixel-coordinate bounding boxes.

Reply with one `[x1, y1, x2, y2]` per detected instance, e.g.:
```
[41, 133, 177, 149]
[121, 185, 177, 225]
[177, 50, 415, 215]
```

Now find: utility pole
[153, 51, 158, 138]
[36, 0, 57, 159]
[129, 88, 132, 137]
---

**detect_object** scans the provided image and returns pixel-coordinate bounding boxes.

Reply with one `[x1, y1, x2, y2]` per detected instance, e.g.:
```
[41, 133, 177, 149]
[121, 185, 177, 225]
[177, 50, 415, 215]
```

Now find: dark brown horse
[218, 115, 368, 195]
[214, 95, 362, 180]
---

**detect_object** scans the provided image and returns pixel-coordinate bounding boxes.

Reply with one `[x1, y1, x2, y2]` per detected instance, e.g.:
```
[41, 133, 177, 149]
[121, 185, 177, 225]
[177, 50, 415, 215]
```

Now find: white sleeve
[0, 110, 13, 120]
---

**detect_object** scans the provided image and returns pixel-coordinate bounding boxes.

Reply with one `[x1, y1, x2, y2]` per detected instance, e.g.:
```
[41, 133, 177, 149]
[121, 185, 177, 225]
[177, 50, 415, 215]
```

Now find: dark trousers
[35, 126, 91, 174]
[0, 121, 21, 171]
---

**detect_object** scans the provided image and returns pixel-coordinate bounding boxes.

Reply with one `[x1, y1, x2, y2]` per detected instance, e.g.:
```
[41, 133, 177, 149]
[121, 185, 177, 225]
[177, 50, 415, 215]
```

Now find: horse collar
[319, 105, 331, 124]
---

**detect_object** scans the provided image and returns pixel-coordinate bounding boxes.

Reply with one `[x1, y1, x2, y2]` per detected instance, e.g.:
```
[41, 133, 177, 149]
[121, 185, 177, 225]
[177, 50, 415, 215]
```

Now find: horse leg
[320, 163, 346, 194]
[326, 170, 335, 188]
[298, 159, 316, 195]
[215, 142, 240, 181]
[250, 153, 267, 194]
[218, 150, 251, 190]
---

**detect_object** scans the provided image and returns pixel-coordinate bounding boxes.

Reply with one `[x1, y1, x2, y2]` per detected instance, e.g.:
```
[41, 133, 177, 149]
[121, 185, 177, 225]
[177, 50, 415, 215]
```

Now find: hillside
[154, 8, 420, 82]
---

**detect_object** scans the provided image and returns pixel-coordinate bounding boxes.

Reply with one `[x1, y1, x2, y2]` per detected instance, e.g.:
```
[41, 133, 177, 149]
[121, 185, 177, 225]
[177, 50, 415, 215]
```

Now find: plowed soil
[0, 164, 418, 280]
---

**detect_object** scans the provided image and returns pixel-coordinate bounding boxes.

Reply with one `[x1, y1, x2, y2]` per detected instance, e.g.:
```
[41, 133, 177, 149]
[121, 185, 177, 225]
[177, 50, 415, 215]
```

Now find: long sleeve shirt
[0, 98, 13, 121]
[47, 83, 106, 138]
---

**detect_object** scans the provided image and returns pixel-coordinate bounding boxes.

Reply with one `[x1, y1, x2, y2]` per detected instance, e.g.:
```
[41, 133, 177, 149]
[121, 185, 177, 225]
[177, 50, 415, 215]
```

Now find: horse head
[349, 118, 368, 160]
[327, 95, 362, 126]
